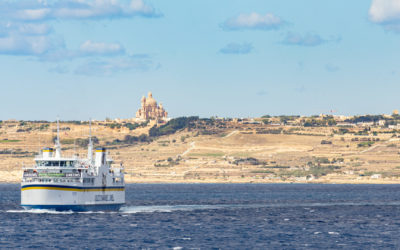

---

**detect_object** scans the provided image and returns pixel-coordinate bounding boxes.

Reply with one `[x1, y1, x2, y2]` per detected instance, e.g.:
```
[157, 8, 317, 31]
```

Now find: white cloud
[6, 0, 160, 21]
[0, 35, 60, 55]
[0, 22, 52, 36]
[15, 23, 53, 36]
[39, 48, 79, 61]
[282, 32, 340, 47]
[0, 22, 60, 56]
[14, 8, 51, 21]
[80, 40, 125, 56]
[219, 42, 253, 54]
[325, 63, 340, 72]
[222, 12, 285, 30]
[369, 0, 400, 32]
[74, 55, 154, 76]
[0, 0, 160, 75]
[39, 40, 127, 60]
[130, 0, 155, 15]
[49, 65, 69, 74]
[369, 0, 400, 23]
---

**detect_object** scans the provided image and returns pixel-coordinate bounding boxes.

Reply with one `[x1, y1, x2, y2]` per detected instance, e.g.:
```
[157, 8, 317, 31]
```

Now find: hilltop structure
[136, 92, 168, 120]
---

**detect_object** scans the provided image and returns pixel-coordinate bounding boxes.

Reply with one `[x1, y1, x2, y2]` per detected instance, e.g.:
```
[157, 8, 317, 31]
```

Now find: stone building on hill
[136, 92, 168, 120]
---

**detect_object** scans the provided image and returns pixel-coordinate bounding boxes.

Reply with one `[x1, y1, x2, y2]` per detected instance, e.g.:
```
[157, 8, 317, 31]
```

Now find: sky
[0, 0, 399, 120]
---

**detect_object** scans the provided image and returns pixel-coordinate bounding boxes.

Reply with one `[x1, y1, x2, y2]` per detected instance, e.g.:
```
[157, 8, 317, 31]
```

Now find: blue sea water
[1, 184, 400, 249]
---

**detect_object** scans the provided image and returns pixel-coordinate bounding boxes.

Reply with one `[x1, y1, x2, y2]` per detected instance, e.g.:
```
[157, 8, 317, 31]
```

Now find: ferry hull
[21, 204, 124, 212]
[21, 184, 125, 211]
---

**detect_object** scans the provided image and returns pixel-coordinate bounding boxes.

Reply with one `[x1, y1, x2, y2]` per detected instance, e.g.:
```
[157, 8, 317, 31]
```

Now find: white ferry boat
[21, 121, 125, 211]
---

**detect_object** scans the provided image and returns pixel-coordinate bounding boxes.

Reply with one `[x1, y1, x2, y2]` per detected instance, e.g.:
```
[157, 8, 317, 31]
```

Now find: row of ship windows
[24, 178, 95, 183]
[36, 161, 76, 167]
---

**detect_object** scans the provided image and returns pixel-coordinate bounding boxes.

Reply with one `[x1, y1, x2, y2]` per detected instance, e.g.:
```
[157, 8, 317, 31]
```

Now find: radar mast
[54, 118, 61, 158]
[87, 119, 93, 163]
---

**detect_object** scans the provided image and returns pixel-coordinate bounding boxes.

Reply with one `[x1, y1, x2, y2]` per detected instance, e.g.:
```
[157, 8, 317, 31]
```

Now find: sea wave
[5, 201, 400, 214]
[6, 209, 74, 214]
[119, 204, 223, 213]
[119, 201, 400, 213]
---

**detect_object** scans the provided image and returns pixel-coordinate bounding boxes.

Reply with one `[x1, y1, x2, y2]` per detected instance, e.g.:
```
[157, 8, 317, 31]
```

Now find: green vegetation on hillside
[278, 115, 300, 125]
[59, 137, 99, 147]
[107, 123, 121, 129]
[345, 115, 384, 123]
[0, 139, 21, 143]
[124, 121, 149, 130]
[63, 121, 89, 125]
[278, 165, 341, 178]
[149, 116, 199, 137]
[358, 141, 375, 147]
[107, 134, 151, 145]
[304, 118, 336, 127]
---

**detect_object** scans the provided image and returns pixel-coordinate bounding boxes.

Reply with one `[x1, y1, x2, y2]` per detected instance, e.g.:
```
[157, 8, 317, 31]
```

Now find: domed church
[136, 92, 168, 120]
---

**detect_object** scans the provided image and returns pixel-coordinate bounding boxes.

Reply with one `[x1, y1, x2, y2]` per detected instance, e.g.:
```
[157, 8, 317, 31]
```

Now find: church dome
[146, 92, 157, 106]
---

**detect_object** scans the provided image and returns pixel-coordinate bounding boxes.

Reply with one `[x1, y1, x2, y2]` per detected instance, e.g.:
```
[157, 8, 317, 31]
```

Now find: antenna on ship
[73, 138, 77, 158]
[55, 117, 62, 158]
[38, 133, 41, 155]
[87, 118, 93, 163]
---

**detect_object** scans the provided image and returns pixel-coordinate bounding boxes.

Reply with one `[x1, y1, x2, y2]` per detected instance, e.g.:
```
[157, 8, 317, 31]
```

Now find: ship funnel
[95, 147, 106, 167]
[43, 147, 54, 158]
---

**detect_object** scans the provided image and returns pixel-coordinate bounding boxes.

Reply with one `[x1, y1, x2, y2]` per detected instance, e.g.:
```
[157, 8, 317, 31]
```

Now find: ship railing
[23, 165, 91, 170]
[34, 155, 79, 160]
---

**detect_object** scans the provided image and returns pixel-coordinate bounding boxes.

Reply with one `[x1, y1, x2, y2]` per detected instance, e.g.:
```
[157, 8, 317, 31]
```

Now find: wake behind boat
[21, 120, 125, 211]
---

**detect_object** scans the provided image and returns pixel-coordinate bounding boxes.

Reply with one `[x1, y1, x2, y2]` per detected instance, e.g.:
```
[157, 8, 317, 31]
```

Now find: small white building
[388, 124, 400, 129]
[337, 122, 355, 127]
[378, 120, 386, 126]
[357, 122, 374, 127]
